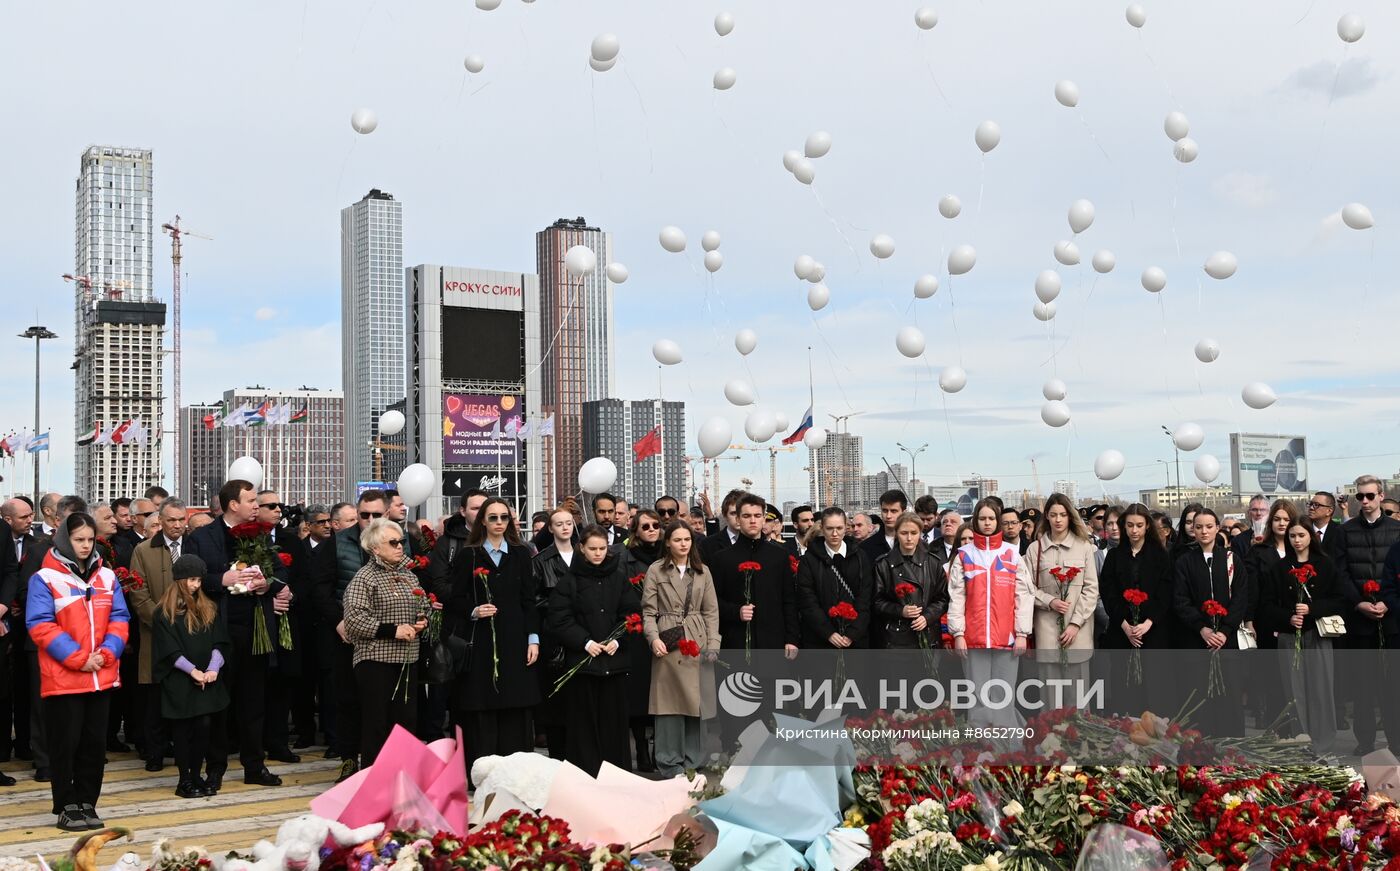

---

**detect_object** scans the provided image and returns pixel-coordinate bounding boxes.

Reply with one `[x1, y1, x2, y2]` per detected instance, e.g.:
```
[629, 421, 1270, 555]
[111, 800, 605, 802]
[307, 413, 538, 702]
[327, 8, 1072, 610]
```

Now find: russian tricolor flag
[782, 406, 813, 445]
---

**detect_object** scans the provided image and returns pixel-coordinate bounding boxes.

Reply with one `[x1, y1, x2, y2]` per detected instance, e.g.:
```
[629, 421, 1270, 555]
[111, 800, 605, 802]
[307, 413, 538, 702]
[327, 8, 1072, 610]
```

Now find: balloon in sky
[1035, 269, 1062, 304]
[714, 11, 735, 36]
[652, 339, 683, 365]
[1194, 454, 1221, 484]
[1203, 251, 1237, 280]
[1242, 382, 1277, 409]
[590, 33, 621, 63]
[773, 412, 789, 432]
[975, 121, 1001, 153]
[895, 326, 926, 358]
[578, 457, 618, 494]
[713, 67, 737, 90]
[939, 366, 967, 393]
[698, 417, 732, 458]
[869, 234, 895, 259]
[1141, 266, 1167, 293]
[805, 131, 833, 159]
[1173, 423, 1205, 452]
[589, 55, 617, 73]
[1126, 4, 1147, 27]
[803, 427, 828, 449]
[1337, 13, 1365, 43]
[1092, 249, 1116, 274]
[1095, 450, 1126, 481]
[807, 262, 826, 283]
[914, 274, 940, 299]
[948, 244, 977, 275]
[723, 379, 755, 406]
[744, 409, 778, 443]
[1033, 301, 1057, 322]
[659, 226, 686, 253]
[938, 195, 962, 219]
[1043, 378, 1067, 401]
[1055, 80, 1080, 108]
[463, 55, 485, 74]
[792, 158, 816, 184]
[701, 230, 722, 252]
[807, 283, 831, 311]
[1164, 111, 1190, 141]
[734, 329, 757, 356]
[378, 410, 406, 436]
[475, 0, 502, 9]
[704, 250, 723, 272]
[396, 464, 436, 506]
[1068, 199, 1095, 233]
[1342, 203, 1374, 230]
[1040, 400, 1071, 428]
[914, 7, 938, 29]
[228, 456, 264, 488]
[1053, 240, 1081, 266]
[350, 108, 378, 134]
[1194, 338, 1220, 363]
[794, 255, 815, 280]
[605, 262, 629, 284]
[565, 245, 597, 277]
[782, 150, 802, 172]
[1173, 138, 1199, 163]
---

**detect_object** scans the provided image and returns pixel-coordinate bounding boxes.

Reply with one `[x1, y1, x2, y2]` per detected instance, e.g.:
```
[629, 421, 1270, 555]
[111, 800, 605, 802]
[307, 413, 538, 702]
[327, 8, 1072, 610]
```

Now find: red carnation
[624, 613, 643, 635]
[828, 601, 858, 622]
[1123, 588, 1149, 607]
[474, 567, 491, 580]
[677, 638, 701, 657]
[409, 555, 430, 570]
[411, 588, 425, 598]
[737, 561, 763, 573]
[277, 552, 293, 567]
[427, 593, 439, 605]
[1364, 580, 1382, 598]
[1202, 599, 1228, 619]
[628, 573, 644, 587]
[895, 582, 918, 601]
[788, 555, 799, 574]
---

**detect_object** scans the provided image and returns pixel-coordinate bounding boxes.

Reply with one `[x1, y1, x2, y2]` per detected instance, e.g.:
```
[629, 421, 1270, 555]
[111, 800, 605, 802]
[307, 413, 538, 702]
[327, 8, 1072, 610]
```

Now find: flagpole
[657, 366, 663, 507]
[808, 345, 819, 507]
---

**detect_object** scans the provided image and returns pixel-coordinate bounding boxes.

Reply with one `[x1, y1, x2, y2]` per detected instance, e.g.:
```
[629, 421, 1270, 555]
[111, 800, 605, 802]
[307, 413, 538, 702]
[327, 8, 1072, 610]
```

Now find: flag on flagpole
[127, 419, 149, 446]
[633, 425, 663, 462]
[93, 424, 114, 446]
[10, 430, 32, 455]
[516, 420, 533, 440]
[538, 415, 555, 437]
[110, 420, 133, 445]
[247, 400, 270, 427]
[504, 417, 519, 438]
[289, 405, 309, 424]
[490, 417, 501, 438]
[0, 434, 11, 458]
[77, 423, 98, 446]
[26, 432, 50, 453]
[781, 406, 814, 445]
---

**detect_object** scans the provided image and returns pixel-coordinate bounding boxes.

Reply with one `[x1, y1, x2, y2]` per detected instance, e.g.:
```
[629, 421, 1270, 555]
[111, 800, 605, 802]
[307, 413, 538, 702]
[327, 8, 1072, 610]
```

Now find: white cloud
[1211, 172, 1280, 209]
[255, 307, 277, 321]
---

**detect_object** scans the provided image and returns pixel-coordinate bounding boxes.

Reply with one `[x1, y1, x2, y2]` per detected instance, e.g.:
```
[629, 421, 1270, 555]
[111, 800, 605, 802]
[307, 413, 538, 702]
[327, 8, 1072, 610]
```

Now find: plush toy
[105, 854, 142, 871]
[221, 816, 385, 871]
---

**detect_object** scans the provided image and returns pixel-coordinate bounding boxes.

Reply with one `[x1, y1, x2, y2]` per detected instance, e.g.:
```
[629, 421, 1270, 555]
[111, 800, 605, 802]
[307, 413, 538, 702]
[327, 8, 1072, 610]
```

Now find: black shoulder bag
[657, 567, 695, 651]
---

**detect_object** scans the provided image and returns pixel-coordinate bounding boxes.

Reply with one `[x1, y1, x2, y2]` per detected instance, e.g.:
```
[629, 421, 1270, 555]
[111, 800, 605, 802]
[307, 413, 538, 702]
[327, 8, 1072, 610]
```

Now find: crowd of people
[2, 474, 1399, 830]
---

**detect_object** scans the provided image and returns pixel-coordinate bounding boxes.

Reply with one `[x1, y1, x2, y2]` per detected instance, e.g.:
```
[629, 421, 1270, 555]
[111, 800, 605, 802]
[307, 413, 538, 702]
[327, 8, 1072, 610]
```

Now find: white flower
[388, 854, 421, 871]
[893, 741, 917, 763]
[1039, 734, 1062, 754]
[1002, 800, 1024, 818]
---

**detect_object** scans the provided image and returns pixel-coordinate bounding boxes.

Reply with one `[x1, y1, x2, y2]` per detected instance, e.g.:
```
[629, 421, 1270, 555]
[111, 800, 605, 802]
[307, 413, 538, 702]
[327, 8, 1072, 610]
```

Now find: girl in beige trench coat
[642, 522, 720, 776]
[1027, 494, 1100, 693]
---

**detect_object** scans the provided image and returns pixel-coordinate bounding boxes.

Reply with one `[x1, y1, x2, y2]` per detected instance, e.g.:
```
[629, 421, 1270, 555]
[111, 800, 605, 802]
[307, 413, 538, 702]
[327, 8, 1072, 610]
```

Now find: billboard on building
[443, 393, 521, 465]
[1229, 434, 1308, 496]
[442, 469, 528, 505]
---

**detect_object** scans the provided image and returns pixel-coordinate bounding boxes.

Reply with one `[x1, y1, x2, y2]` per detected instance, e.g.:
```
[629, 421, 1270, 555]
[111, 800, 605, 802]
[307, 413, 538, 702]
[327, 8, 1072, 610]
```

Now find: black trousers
[354, 660, 418, 765]
[171, 715, 213, 782]
[264, 668, 292, 751]
[331, 636, 361, 761]
[142, 683, 168, 761]
[106, 627, 144, 752]
[1350, 633, 1400, 748]
[453, 706, 532, 787]
[42, 690, 110, 814]
[10, 636, 30, 755]
[26, 650, 49, 768]
[562, 674, 630, 777]
[209, 628, 267, 773]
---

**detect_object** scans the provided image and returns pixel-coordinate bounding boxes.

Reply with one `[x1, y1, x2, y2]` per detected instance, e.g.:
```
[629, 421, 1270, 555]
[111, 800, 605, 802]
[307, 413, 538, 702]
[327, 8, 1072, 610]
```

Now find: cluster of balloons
[782, 131, 831, 185]
[589, 33, 620, 72]
[1164, 111, 1197, 164]
[701, 229, 724, 272]
[794, 254, 830, 311]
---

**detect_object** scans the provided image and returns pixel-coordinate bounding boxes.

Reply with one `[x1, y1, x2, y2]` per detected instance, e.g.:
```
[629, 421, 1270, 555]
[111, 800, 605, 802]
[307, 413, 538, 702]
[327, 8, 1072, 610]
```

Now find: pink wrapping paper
[541, 762, 699, 846]
[310, 726, 469, 835]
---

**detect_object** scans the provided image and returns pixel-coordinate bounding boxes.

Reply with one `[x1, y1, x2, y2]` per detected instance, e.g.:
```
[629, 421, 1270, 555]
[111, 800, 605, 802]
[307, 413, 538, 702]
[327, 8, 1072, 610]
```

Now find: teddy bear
[220, 816, 385, 871]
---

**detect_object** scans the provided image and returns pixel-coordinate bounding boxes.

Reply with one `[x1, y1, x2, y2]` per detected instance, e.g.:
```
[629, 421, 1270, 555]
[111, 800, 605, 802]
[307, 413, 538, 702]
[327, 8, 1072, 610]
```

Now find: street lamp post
[19, 326, 58, 505]
[1161, 426, 1181, 510]
[896, 442, 928, 494]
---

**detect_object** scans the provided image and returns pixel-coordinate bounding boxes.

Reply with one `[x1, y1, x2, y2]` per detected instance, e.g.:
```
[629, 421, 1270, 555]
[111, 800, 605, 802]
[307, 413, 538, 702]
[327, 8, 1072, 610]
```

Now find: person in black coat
[182, 480, 283, 790]
[1240, 501, 1297, 729]
[532, 506, 580, 759]
[546, 525, 642, 776]
[1172, 509, 1247, 737]
[859, 490, 908, 564]
[709, 494, 800, 659]
[699, 490, 746, 562]
[619, 511, 663, 772]
[873, 513, 948, 650]
[445, 498, 540, 785]
[797, 508, 875, 650]
[1099, 505, 1174, 715]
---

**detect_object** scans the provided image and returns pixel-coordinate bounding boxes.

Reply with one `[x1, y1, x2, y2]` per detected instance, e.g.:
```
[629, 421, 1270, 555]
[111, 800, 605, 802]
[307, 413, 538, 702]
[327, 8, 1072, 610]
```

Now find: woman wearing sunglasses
[339, 519, 428, 766]
[620, 509, 664, 771]
[447, 497, 541, 783]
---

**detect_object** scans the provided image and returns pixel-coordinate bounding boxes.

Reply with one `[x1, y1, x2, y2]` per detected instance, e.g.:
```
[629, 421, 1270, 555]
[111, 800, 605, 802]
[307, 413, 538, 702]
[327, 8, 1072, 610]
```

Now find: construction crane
[710, 455, 740, 496]
[1030, 457, 1043, 502]
[728, 443, 797, 504]
[161, 216, 212, 494]
[827, 411, 865, 434]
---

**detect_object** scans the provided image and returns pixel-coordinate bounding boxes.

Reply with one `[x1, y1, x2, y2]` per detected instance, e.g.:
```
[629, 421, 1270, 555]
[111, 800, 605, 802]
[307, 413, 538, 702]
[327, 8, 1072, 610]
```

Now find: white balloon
[589, 55, 617, 73]
[698, 417, 733, 458]
[1338, 13, 1365, 43]
[1172, 423, 1205, 452]
[605, 262, 629, 284]
[744, 409, 778, 443]
[1194, 338, 1220, 363]
[938, 195, 962, 219]
[578, 457, 618, 495]
[804, 131, 833, 159]
[1342, 203, 1375, 230]
[227, 456, 264, 489]
[895, 326, 926, 358]
[1034, 269, 1063, 304]
[807, 262, 827, 283]
[475, 0, 502, 8]
[734, 329, 758, 356]
[803, 427, 828, 449]
[463, 54, 485, 74]
[807, 283, 831, 311]
[869, 234, 895, 259]
[975, 120, 1001, 153]
[713, 67, 737, 91]
[939, 365, 967, 393]
[1164, 111, 1189, 141]
[773, 412, 789, 432]
[792, 158, 816, 185]
[701, 230, 722, 252]
[659, 225, 687, 253]
[1095, 450, 1126, 481]
[1242, 382, 1277, 410]
[1204, 251, 1237, 280]
[724, 379, 755, 407]
[378, 409, 405, 437]
[1033, 301, 1058, 322]
[1126, 3, 1146, 27]
[1053, 240, 1081, 266]
[948, 244, 977, 275]
[396, 463, 436, 507]
[914, 274, 940, 299]
[1042, 378, 1067, 401]
[350, 108, 378, 135]
[714, 11, 735, 36]
[704, 250, 724, 273]
[1068, 199, 1095, 234]
[1040, 400, 1071, 428]
[914, 7, 938, 29]
[1141, 266, 1167, 293]
[651, 339, 683, 365]
[782, 150, 803, 173]
[590, 33, 620, 62]
[1173, 137, 1199, 163]
[794, 254, 815, 280]
[1193, 454, 1221, 484]
[1055, 80, 1080, 108]
[565, 244, 597, 277]
[1091, 249, 1116, 274]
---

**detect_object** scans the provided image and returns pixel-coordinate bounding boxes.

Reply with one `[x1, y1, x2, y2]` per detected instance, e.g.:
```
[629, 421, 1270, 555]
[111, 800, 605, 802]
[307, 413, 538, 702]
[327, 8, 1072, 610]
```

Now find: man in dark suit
[860, 489, 908, 563]
[701, 489, 747, 561]
[590, 493, 628, 549]
[0, 498, 37, 783]
[785, 505, 815, 558]
[183, 480, 284, 790]
[254, 491, 301, 765]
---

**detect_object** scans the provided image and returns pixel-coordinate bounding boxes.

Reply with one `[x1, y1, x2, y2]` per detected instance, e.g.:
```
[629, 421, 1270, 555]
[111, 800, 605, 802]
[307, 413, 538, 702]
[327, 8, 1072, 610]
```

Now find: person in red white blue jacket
[25, 511, 129, 832]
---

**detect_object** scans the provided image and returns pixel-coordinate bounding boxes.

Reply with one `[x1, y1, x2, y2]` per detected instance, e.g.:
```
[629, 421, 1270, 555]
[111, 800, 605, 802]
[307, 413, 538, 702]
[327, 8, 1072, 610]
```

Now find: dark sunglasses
[657, 508, 677, 517]
[484, 513, 510, 522]
[1385, 509, 1397, 517]
[639, 522, 660, 531]
[135, 511, 156, 519]
[1357, 492, 1380, 501]
[259, 502, 283, 511]
[309, 518, 332, 525]
[360, 511, 384, 519]
[1306, 502, 1331, 510]
[384, 538, 404, 547]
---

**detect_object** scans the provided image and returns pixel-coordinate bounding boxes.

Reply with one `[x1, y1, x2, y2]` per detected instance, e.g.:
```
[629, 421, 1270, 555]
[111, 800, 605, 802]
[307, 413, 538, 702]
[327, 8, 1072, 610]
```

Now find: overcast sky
[2, 0, 1398, 506]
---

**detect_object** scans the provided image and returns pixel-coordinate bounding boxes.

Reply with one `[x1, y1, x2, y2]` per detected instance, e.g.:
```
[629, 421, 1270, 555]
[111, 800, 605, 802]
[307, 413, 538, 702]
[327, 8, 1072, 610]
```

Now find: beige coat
[127, 536, 178, 685]
[1026, 534, 1100, 660]
[642, 562, 720, 718]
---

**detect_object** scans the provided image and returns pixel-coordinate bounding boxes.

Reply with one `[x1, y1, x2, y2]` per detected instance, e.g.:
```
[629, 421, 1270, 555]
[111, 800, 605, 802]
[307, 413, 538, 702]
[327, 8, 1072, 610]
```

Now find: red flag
[202, 413, 216, 430]
[632, 425, 662, 462]
[110, 420, 133, 445]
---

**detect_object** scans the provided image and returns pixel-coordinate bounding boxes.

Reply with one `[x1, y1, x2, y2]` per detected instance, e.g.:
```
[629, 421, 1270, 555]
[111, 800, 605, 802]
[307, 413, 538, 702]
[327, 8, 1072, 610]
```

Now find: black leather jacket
[873, 545, 949, 648]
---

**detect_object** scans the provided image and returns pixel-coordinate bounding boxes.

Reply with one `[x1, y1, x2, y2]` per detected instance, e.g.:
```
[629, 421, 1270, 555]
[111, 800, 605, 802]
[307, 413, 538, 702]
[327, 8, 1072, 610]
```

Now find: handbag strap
[679, 567, 694, 619]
